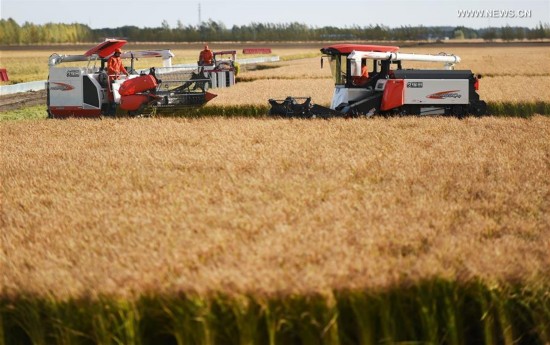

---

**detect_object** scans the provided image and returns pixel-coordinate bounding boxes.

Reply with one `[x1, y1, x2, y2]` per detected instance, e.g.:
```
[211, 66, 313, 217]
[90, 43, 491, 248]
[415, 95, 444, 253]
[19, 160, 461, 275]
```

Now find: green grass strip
[2, 280, 549, 345]
[1, 102, 549, 122]
[0, 105, 47, 121]
[486, 101, 550, 117]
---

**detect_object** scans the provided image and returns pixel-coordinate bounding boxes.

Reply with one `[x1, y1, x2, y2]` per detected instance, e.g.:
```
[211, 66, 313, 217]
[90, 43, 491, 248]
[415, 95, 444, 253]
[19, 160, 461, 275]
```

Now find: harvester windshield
[327, 55, 346, 85]
[322, 44, 398, 86]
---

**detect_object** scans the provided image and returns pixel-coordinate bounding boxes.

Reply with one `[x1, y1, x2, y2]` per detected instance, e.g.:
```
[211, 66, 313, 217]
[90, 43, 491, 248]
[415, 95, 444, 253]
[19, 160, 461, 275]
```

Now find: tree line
[1, 18, 549, 45]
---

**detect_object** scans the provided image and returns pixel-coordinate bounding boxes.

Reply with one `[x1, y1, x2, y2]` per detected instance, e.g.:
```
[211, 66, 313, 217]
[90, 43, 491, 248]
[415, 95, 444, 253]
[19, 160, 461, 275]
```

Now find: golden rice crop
[3, 44, 550, 85]
[0, 44, 317, 83]
[209, 78, 334, 106]
[399, 46, 550, 77]
[0, 51, 58, 83]
[2, 116, 549, 300]
[239, 57, 330, 80]
[478, 76, 550, 103]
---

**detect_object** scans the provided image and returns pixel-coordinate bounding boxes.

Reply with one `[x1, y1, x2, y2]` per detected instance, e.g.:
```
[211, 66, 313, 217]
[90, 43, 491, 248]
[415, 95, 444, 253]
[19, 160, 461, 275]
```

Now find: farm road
[0, 90, 46, 112]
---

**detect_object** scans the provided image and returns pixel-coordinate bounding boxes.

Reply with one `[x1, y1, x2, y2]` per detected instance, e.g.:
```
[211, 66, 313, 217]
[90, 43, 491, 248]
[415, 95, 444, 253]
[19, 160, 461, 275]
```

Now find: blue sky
[1, 0, 548, 29]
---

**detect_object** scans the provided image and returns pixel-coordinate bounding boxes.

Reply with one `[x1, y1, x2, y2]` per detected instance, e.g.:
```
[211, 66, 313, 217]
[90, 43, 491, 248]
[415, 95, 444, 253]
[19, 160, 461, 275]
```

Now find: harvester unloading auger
[269, 44, 487, 118]
[47, 39, 237, 118]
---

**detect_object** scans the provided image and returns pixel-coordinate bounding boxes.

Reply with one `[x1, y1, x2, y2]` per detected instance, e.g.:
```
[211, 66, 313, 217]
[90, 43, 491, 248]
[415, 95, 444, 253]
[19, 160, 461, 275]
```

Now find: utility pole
[198, 2, 204, 41]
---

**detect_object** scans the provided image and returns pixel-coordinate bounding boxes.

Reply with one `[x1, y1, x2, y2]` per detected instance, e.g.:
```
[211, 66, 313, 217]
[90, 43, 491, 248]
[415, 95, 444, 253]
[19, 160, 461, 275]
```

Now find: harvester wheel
[452, 105, 467, 119]
[470, 101, 487, 117]
[128, 104, 146, 117]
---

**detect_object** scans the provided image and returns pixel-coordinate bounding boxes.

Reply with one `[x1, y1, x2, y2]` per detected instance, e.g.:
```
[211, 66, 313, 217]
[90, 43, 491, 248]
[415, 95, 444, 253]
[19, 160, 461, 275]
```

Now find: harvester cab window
[373, 60, 380, 74]
[367, 59, 375, 74]
[350, 58, 372, 87]
[366, 58, 377, 79]
[328, 55, 346, 85]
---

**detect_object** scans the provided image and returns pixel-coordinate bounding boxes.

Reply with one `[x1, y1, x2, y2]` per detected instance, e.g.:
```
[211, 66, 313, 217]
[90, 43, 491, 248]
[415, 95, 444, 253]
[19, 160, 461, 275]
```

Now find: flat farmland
[3, 116, 550, 298]
[0, 42, 321, 83]
[1, 42, 550, 344]
[2, 43, 549, 107]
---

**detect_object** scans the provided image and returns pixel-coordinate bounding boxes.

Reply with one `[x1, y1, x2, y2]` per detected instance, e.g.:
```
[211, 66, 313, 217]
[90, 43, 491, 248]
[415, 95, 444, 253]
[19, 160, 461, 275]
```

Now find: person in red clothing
[352, 60, 369, 86]
[198, 44, 214, 66]
[107, 48, 128, 79]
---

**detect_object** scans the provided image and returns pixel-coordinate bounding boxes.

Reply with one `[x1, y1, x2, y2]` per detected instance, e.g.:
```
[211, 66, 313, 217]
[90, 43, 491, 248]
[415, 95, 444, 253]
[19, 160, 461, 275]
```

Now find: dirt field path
[0, 90, 46, 112]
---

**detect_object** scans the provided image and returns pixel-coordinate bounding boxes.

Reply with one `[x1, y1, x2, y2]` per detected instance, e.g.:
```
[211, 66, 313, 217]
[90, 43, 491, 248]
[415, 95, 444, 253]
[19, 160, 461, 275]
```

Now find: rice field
[0, 43, 320, 84]
[1, 42, 550, 344]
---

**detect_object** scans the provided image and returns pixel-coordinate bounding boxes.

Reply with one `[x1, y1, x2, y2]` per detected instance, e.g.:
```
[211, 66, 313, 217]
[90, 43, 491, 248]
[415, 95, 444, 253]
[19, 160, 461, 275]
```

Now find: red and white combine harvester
[269, 44, 486, 118]
[47, 39, 237, 118]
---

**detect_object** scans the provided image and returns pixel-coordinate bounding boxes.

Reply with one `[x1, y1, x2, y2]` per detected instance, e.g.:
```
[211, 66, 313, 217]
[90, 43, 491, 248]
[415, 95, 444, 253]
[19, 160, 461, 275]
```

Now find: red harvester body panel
[119, 94, 152, 111]
[49, 106, 102, 118]
[204, 92, 218, 102]
[119, 75, 158, 96]
[381, 79, 405, 111]
[84, 39, 127, 58]
[323, 44, 399, 54]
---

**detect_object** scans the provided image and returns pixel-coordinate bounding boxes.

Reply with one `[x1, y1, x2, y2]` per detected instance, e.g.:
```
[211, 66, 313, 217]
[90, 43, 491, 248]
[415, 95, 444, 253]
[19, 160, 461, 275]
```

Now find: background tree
[0, 18, 548, 44]
[501, 25, 515, 41]
[453, 29, 465, 40]
[481, 27, 499, 41]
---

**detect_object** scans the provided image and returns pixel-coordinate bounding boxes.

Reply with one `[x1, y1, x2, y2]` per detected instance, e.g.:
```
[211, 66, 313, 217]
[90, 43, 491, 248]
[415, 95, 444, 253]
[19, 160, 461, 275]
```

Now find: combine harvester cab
[269, 44, 486, 118]
[47, 39, 218, 118]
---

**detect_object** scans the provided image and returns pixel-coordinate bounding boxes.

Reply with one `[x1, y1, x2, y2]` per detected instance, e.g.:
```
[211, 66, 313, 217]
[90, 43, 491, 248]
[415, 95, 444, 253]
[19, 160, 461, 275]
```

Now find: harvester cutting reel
[268, 97, 347, 119]
[119, 67, 216, 116]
